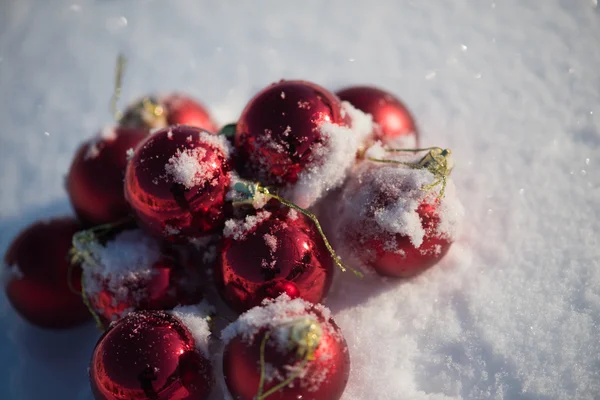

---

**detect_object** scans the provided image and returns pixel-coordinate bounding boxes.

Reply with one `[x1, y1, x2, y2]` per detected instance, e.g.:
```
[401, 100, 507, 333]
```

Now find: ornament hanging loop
[111, 53, 127, 121]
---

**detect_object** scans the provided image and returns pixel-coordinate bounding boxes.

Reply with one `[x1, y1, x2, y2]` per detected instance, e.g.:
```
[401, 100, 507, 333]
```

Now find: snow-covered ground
[1, 1, 599, 399]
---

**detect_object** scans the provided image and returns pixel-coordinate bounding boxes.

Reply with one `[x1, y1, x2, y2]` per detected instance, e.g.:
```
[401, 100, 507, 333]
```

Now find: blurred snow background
[1, 0, 599, 399]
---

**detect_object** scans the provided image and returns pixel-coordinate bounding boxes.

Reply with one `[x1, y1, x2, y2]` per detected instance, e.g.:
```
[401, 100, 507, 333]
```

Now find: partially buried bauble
[221, 295, 350, 400]
[76, 229, 204, 326]
[124, 125, 232, 241]
[215, 207, 334, 314]
[325, 144, 464, 278]
[120, 93, 218, 133]
[67, 126, 148, 226]
[89, 306, 214, 400]
[337, 85, 418, 148]
[234, 80, 372, 208]
[3, 218, 90, 329]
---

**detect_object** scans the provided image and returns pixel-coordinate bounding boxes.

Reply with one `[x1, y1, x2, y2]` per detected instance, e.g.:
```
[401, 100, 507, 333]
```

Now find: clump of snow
[197, 129, 233, 157]
[223, 210, 272, 240]
[263, 233, 278, 252]
[170, 301, 215, 358]
[125, 147, 135, 160]
[286, 103, 373, 208]
[1, 262, 24, 285]
[221, 294, 334, 346]
[80, 229, 161, 316]
[164, 147, 212, 189]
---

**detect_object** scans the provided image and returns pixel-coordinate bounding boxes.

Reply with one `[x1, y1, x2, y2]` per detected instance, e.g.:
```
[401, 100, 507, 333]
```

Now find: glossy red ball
[332, 162, 456, 278]
[235, 80, 350, 187]
[82, 232, 204, 326]
[124, 125, 231, 241]
[222, 297, 350, 400]
[120, 93, 217, 133]
[90, 310, 214, 400]
[337, 86, 418, 147]
[3, 218, 90, 329]
[67, 126, 148, 226]
[215, 208, 334, 314]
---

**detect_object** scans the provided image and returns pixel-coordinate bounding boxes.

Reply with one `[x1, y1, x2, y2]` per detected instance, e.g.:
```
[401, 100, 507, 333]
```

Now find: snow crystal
[170, 301, 215, 358]
[286, 104, 372, 208]
[125, 147, 134, 160]
[223, 210, 272, 240]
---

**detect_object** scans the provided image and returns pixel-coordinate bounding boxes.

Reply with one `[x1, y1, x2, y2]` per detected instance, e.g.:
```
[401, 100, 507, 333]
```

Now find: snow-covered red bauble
[90, 306, 214, 400]
[124, 125, 232, 241]
[325, 144, 464, 278]
[214, 207, 334, 314]
[120, 93, 218, 133]
[3, 218, 90, 329]
[221, 295, 350, 400]
[67, 126, 148, 226]
[234, 80, 371, 208]
[78, 229, 204, 326]
[337, 86, 418, 148]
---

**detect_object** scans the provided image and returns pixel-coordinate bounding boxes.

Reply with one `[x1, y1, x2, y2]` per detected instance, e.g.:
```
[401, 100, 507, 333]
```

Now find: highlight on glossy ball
[215, 207, 334, 314]
[234, 80, 351, 187]
[89, 308, 214, 400]
[3, 218, 91, 329]
[221, 295, 350, 400]
[67, 126, 148, 226]
[124, 125, 232, 241]
[337, 85, 418, 147]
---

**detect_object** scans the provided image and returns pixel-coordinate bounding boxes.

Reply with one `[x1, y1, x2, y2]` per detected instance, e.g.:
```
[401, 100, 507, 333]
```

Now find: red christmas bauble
[235, 80, 351, 188]
[221, 295, 350, 400]
[337, 86, 418, 147]
[67, 126, 148, 226]
[3, 218, 90, 329]
[215, 207, 333, 314]
[80, 229, 204, 325]
[120, 93, 217, 133]
[90, 308, 214, 400]
[124, 125, 232, 241]
[329, 159, 462, 278]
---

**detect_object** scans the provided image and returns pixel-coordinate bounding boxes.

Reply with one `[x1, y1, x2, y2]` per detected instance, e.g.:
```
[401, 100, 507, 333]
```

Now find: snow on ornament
[124, 125, 232, 241]
[324, 142, 464, 278]
[66, 126, 148, 226]
[72, 226, 203, 327]
[221, 295, 350, 400]
[234, 80, 372, 208]
[89, 304, 215, 400]
[3, 218, 90, 329]
[337, 85, 419, 148]
[214, 207, 335, 314]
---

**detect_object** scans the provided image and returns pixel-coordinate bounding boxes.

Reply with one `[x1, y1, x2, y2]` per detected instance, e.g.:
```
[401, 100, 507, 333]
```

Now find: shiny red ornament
[120, 93, 217, 133]
[90, 310, 214, 400]
[67, 126, 148, 226]
[222, 296, 350, 400]
[337, 86, 418, 147]
[3, 218, 90, 329]
[332, 161, 458, 278]
[235, 80, 350, 187]
[215, 208, 334, 314]
[80, 229, 204, 326]
[124, 125, 231, 241]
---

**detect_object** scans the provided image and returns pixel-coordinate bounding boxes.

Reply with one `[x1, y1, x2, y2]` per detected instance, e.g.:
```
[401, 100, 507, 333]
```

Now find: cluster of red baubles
[3, 81, 456, 400]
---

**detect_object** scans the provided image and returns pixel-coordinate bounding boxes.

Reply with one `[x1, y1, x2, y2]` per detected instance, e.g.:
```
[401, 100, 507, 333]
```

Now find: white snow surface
[0, 1, 599, 400]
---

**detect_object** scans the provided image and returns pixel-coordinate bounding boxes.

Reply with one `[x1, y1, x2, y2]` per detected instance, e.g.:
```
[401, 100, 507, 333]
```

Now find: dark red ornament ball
[124, 125, 231, 241]
[215, 208, 333, 314]
[90, 310, 214, 400]
[235, 80, 350, 187]
[120, 93, 217, 133]
[222, 297, 350, 400]
[67, 126, 148, 226]
[337, 85, 418, 146]
[3, 218, 90, 329]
